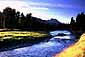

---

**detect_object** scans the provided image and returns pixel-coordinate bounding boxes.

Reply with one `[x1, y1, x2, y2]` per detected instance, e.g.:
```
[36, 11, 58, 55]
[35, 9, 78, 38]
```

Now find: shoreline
[0, 31, 51, 52]
[0, 28, 20, 31]
[0, 41, 39, 52]
[0, 36, 51, 52]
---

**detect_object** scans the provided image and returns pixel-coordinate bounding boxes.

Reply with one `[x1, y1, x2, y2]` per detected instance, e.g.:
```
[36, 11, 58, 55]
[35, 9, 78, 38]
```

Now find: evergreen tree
[70, 17, 75, 25]
[76, 12, 85, 31]
[0, 11, 3, 27]
[16, 11, 20, 28]
[26, 13, 32, 29]
[20, 13, 26, 28]
[3, 7, 16, 28]
[70, 17, 76, 30]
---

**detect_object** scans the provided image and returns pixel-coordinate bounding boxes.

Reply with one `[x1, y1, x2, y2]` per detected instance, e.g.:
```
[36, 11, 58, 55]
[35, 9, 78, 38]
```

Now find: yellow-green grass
[0, 31, 48, 41]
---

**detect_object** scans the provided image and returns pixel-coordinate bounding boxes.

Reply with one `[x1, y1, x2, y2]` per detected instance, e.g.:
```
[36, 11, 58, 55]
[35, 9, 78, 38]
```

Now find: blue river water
[0, 30, 77, 57]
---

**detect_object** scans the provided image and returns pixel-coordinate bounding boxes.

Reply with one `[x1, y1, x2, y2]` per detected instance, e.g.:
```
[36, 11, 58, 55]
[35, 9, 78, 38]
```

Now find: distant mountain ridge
[47, 19, 62, 26]
[32, 17, 62, 25]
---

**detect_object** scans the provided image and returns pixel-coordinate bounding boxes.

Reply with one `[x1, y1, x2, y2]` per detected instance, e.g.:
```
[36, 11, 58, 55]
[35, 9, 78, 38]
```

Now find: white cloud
[28, 2, 85, 9]
[0, 0, 50, 19]
[0, 1, 28, 11]
[0, 1, 48, 13]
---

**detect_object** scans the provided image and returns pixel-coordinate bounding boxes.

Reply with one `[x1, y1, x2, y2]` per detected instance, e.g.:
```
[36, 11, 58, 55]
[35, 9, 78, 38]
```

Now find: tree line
[0, 7, 63, 31]
[70, 12, 85, 32]
[0, 7, 84, 31]
[0, 7, 32, 29]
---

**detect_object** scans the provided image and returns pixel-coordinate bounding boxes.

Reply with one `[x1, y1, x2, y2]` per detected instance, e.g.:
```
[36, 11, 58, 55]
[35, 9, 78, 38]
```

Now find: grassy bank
[0, 31, 50, 51]
[55, 33, 85, 57]
[0, 31, 49, 41]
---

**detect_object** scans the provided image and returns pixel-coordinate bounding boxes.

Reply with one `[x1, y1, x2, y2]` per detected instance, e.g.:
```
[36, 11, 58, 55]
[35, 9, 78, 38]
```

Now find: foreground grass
[0, 31, 49, 41]
[55, 33, 85, 57]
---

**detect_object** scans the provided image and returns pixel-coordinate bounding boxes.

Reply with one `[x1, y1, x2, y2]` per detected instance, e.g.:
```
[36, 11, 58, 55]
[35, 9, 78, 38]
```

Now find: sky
[0, 0, 85, 23]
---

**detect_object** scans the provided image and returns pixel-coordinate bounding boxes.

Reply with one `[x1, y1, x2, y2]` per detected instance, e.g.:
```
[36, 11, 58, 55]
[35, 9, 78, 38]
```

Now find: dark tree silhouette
[0, 7, 68, 31]
[76, 12, 85, 31]
[0, 11, 3, 28]
[20, 13, 25, 28]
[70, 17, 76, 30]
[26, 13, 32, 30]
[70, 17, 75, 25]
[15, 11, 20, 28]
[11, 9, 16, 28]
[3, 7, 16, 28]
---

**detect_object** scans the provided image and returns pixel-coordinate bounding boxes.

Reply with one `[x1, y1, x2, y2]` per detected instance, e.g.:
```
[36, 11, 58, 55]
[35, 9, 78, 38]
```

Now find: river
[0, 30, 77, 57]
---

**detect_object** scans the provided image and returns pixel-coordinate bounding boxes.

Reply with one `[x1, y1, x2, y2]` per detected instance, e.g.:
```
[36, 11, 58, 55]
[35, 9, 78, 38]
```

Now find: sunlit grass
[55, 33, 85, 57]
[0, 31, 48, 41]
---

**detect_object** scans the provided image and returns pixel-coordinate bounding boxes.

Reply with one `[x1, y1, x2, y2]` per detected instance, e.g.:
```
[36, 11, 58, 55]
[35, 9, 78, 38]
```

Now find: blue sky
[0, 0, 85, 23]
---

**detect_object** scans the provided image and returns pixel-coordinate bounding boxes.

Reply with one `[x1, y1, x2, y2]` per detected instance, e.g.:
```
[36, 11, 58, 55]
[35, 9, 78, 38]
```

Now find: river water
[0, 30, 77, 57]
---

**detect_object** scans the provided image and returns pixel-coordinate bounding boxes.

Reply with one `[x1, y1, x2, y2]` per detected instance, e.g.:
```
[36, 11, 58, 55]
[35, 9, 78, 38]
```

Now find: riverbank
[55, 33, 85, 57]
[0, 31, 51, 51]
[0, 28, 20, 31]
[0, 30, 77, 57]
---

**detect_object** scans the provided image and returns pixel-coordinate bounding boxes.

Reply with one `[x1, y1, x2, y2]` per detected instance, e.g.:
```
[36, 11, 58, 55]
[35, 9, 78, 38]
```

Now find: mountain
[47, 18, 62, 26]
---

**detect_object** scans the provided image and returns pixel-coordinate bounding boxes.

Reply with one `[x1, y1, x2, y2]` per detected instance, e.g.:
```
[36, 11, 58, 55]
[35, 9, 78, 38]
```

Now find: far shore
[0, 28, 20, 31]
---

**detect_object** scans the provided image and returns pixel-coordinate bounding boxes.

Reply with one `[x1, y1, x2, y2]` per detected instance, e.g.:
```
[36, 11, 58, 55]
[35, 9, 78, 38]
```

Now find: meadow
[0, 31, 49, 41]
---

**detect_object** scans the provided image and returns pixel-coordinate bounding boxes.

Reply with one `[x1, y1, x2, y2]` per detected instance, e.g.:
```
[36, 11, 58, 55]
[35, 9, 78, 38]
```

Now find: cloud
[0, 1, 28, 11]
[0, 0, 83, 14]
[0, 0, 83, 23]
[0, 0, 50, 20]
[0, 1, 48, 13]
[28, 2, 85, 9]
[0, 0, 23, 1]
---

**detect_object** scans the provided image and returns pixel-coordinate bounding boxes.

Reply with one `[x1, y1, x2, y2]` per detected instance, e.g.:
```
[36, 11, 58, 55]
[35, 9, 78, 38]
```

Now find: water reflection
[0, 30, 77, 57]
[50, 30, 71, 37]
[50, 30, 76, 39]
